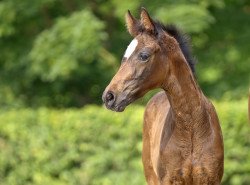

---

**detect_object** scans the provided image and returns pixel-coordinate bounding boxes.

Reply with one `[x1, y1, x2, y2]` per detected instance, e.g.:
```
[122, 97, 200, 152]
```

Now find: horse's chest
[157, 150, 211, 185]
[157, 139, 220, 185]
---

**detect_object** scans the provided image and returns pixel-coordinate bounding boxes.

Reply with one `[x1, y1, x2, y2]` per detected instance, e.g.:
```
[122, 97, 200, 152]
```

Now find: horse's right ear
[125, 10, 139, 37]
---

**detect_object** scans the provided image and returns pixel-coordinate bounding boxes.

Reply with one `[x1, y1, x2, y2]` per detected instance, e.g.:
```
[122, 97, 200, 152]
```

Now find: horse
[102, 8, 224, 185]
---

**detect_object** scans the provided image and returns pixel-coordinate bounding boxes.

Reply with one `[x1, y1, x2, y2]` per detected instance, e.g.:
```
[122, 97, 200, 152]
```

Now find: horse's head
[102, 8, 184, 112]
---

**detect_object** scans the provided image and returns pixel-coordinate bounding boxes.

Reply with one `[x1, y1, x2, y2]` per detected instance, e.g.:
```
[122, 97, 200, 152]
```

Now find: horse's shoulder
[144, 91, 169, 118]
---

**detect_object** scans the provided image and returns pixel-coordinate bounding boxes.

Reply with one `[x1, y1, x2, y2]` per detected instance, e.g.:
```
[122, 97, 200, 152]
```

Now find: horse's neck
[162, 55, 210, 133]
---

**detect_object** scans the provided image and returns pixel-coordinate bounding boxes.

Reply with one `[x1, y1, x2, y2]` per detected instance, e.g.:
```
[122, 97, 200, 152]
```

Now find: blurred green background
[0, 0, 249, 184]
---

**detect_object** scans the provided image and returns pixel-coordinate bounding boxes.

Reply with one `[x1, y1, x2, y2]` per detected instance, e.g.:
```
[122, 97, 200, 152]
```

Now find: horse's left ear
[140, 7, 156, 34]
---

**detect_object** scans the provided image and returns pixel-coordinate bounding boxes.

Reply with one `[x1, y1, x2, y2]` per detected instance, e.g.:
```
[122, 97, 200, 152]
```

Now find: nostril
[106, 91, 115, 102]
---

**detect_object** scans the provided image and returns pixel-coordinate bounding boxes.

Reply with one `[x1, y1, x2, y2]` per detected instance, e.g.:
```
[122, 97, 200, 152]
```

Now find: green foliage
[155, 4, 215, 34]
[30, 10, 107, 81]
[0, 100, 249, 185]
[215, 100, 250, 185]
[0, 105, 145, 185]
[196, 1, 250, 99]
[0, 0, 249, 107]
[0, 2, 16, 37]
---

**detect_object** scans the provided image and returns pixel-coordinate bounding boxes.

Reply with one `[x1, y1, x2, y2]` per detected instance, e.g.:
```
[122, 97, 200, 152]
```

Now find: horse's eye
[139, 52, 150, 62]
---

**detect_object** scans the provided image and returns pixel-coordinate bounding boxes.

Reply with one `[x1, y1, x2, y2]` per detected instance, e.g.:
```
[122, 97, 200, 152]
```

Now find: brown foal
[102, 8, 224, 185]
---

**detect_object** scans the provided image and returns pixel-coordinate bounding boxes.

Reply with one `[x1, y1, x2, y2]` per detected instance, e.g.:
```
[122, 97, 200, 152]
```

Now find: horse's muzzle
[102, 90, 127, 112]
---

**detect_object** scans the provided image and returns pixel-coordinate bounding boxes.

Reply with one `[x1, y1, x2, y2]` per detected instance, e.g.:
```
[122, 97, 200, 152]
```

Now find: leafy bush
[214, 100, 250, 185]
[0, 100, 249, 185]
[30, 10, 108, 81]
[0, 105, 145, 185]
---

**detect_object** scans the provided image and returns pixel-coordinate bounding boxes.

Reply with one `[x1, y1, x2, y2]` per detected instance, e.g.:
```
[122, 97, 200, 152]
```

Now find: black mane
[154, 22, 196, 74]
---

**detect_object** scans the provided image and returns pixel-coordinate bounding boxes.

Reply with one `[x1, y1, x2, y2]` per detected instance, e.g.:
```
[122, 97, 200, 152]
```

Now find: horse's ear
[125, 10, 139, 37]
[140, 7, 155, 34]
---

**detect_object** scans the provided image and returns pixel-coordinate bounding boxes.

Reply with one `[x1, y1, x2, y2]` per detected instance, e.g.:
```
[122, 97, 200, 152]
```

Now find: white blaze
[124, 39, 138, 59]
